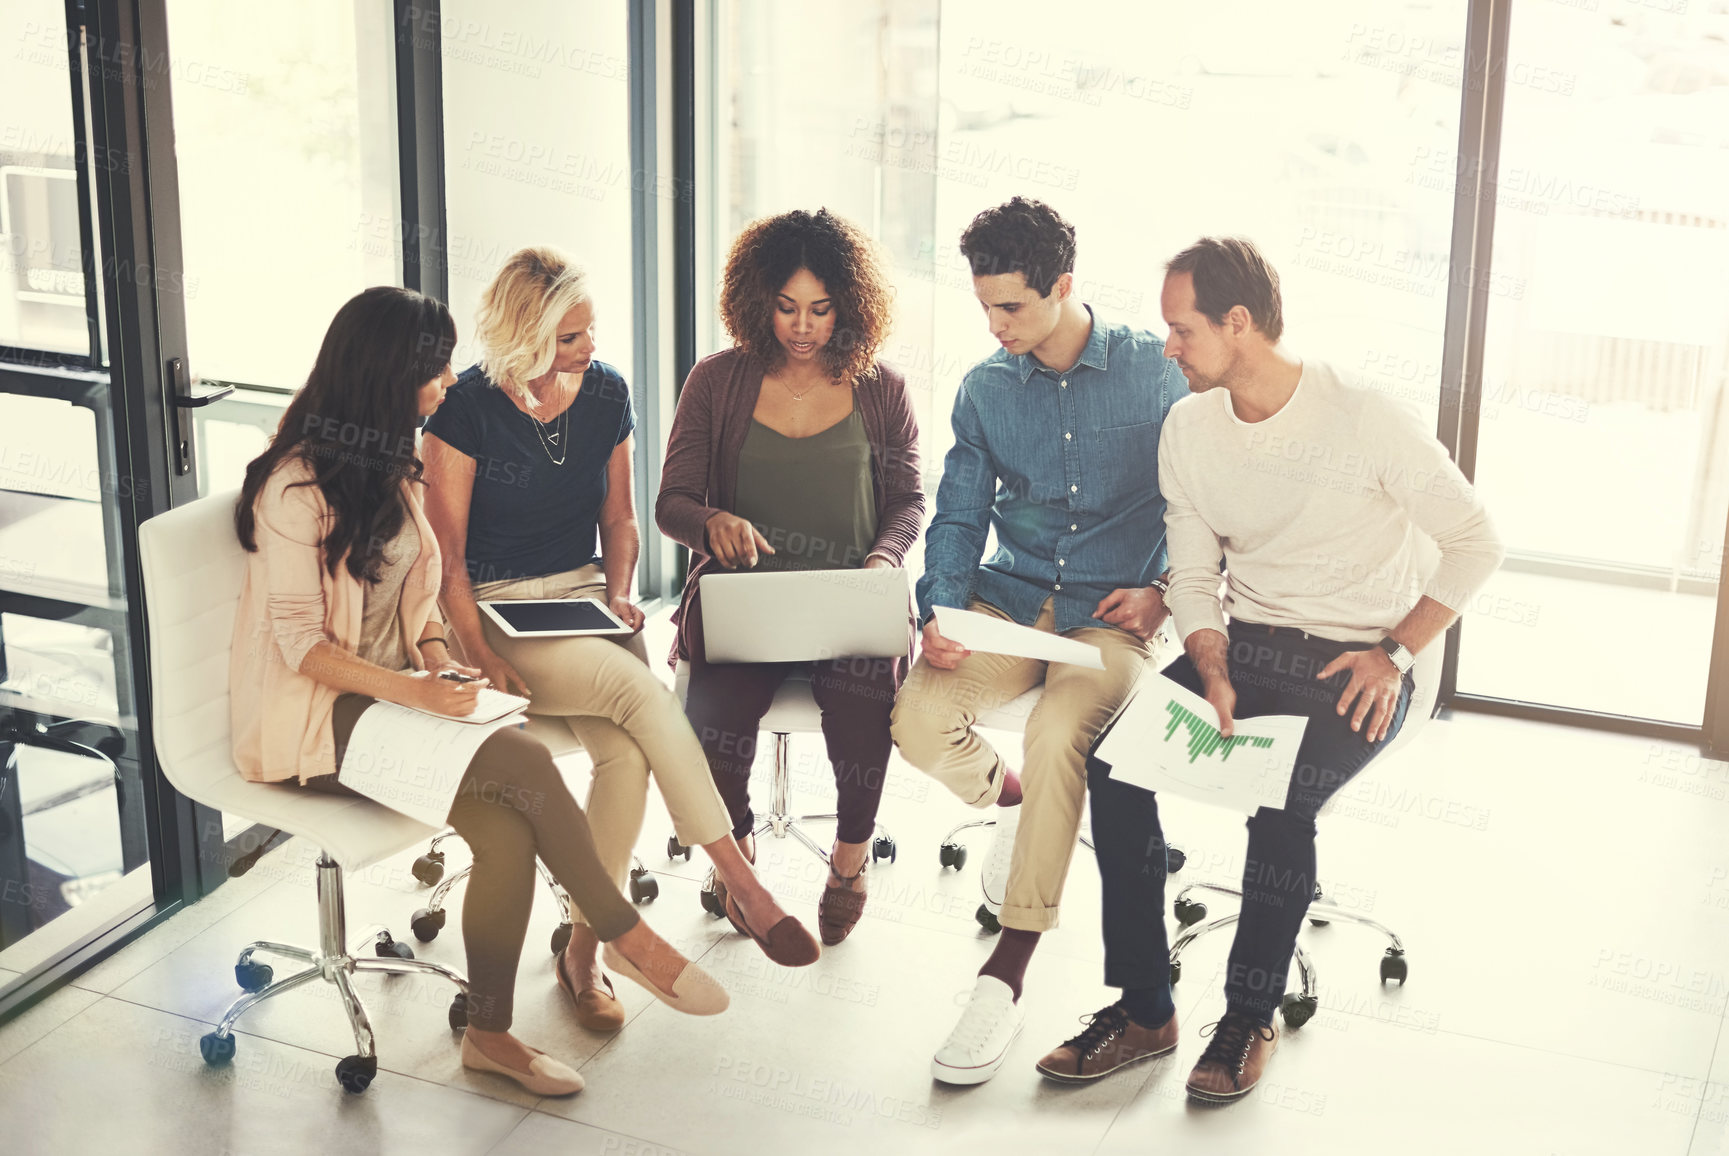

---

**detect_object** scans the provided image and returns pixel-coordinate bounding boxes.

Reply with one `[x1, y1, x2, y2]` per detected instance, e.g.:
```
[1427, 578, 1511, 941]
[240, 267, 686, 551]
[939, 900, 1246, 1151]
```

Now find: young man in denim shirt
[890, 198, 1188, 1084]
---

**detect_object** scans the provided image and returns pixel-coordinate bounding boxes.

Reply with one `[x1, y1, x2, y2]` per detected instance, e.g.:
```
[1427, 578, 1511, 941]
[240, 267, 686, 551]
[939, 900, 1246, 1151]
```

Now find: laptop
[699, 568, 913, 663]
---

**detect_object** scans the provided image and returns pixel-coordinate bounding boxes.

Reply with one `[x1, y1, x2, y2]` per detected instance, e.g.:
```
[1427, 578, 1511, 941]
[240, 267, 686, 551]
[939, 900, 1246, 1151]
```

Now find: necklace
[778, 375, 822, 402]
[521, 380, 571, 466]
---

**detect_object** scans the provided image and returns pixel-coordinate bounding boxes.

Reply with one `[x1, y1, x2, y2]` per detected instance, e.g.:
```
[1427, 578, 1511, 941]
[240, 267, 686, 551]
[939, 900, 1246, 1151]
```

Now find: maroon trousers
[681, 592, 906, 845]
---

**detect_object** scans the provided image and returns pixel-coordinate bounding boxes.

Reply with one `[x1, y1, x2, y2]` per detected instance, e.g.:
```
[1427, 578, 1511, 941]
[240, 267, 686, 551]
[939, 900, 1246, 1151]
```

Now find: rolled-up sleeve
[915, 384, 994, 623]
[254, 475, 333, 672]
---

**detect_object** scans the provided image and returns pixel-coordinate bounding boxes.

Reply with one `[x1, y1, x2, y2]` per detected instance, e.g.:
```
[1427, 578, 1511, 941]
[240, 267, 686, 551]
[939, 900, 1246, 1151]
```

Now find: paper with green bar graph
[1093, 674, 1309, 813]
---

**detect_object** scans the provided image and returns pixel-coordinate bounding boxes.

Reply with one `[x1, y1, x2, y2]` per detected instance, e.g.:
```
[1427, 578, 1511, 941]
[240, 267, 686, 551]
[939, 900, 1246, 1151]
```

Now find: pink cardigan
[229, 456, 444, 783]
[655, 347, 925, 664]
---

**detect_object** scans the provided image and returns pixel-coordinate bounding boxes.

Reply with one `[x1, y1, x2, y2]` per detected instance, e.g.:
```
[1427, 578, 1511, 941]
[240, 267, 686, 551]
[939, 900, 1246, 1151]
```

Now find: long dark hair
[235, 286, 457, 582]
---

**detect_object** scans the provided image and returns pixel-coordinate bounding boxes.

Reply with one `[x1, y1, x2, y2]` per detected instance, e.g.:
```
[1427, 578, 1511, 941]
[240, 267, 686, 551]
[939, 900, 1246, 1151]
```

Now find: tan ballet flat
[460, 1033, 583, 1096]
[601, 942, 730, 1016]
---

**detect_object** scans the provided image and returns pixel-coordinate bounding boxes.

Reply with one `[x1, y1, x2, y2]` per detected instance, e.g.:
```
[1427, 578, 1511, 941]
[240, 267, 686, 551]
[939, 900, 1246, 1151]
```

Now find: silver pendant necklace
[523, 382, 570, 466]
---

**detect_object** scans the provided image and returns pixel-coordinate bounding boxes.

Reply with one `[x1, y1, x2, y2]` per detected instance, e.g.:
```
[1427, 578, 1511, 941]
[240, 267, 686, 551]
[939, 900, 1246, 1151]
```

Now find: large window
[717, 0, 1468, 577]
[440, 0, 636, 380]
[1456, 0, 1729, 723]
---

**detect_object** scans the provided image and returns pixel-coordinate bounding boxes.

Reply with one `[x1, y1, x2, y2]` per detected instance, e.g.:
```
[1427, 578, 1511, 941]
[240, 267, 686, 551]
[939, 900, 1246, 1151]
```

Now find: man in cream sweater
[1032, 237, 1503, 1102]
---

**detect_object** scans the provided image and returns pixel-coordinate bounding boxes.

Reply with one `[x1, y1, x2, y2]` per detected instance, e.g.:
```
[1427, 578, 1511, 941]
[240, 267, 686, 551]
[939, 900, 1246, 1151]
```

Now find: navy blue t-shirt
[423, 362, 635, 583]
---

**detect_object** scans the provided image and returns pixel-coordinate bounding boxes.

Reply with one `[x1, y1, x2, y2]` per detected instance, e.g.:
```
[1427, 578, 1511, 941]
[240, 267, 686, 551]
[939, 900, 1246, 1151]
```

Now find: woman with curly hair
[657, 209, 925, 945]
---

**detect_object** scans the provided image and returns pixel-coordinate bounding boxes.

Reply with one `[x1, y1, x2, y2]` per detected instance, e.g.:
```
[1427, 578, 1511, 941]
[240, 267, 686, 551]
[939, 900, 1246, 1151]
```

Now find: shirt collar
[1016, 305, 1109, 383]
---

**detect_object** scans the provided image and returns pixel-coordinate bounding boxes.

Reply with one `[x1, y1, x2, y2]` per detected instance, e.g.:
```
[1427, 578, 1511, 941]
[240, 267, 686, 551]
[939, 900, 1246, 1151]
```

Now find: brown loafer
[724, 893, 820, 967]
[817, 860, 868, 946]
[1036, 1002, 1178, 1084]
[554, 952, 625, 1033]
[1186, 1011, 1279, 1104]
[704, 835, 755, 917]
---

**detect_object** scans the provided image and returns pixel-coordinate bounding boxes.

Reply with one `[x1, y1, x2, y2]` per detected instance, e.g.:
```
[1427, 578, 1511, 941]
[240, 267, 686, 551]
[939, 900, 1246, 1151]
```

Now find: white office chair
[670, 662, 897, 917]
[405, 714, 661, 955]
[1165, 641, 1446, 1029]
[139, 492, 469, 1094]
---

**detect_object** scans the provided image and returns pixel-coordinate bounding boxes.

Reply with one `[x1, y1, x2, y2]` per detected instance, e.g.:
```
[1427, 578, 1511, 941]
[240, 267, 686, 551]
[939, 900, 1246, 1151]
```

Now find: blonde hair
[475, 246, 592, 400]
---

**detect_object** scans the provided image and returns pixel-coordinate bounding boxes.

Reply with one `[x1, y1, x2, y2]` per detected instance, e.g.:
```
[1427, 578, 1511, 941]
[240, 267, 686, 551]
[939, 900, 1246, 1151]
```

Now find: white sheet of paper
[405, 673, 530, 723]
[337, 701, 529, 825]
[1093, 674, 1309, 814]
[932, 606, 1106, 670]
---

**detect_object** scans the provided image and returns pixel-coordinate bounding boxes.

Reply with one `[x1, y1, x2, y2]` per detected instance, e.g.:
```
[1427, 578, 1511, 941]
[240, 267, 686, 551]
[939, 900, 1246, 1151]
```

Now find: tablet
[479, 597, 631, 637]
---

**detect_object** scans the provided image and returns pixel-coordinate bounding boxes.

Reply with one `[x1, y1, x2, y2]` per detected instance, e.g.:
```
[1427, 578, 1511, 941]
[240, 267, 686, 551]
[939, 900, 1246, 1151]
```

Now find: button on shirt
[916, 309, 1190, 633]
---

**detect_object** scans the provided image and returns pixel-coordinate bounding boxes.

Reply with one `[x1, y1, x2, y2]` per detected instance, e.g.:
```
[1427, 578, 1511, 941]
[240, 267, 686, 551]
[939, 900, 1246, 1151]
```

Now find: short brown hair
[720, 209, 893, 385]
[1165, 237, 1283, 341]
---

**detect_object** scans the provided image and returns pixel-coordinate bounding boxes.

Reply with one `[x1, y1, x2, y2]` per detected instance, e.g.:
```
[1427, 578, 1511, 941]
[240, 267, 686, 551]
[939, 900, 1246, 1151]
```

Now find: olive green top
[733, 408, 878, 572]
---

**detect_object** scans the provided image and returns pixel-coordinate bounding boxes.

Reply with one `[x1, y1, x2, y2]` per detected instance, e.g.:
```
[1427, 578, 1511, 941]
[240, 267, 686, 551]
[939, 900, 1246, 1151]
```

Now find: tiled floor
[2, 691, 1725, 1154]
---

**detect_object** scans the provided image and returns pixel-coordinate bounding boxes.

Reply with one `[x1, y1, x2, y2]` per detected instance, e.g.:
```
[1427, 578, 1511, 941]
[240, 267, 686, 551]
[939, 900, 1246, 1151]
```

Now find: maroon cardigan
[656, 347, 925, 665]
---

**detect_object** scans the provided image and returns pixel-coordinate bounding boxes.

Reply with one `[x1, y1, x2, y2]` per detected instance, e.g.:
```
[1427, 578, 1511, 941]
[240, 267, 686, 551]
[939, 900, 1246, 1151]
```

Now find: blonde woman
[423, 248, 818, 1032]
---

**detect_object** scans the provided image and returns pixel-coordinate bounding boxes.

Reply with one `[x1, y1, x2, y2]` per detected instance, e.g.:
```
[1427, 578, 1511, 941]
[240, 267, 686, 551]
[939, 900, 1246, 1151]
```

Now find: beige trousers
[890, 597, 1151, 932]
[468, 564, 732, 926]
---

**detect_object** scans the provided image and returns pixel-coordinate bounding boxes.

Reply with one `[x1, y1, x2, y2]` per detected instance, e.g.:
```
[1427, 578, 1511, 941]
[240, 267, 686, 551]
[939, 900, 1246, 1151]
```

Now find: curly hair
[719, 209, 893, 385]
[958, 196, 1076, 297]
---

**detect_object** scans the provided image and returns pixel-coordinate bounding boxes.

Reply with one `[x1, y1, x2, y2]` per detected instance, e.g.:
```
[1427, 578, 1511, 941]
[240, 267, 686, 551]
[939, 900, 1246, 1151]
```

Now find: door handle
[172, 384, 235, 408]
[165, 356, 231, 475]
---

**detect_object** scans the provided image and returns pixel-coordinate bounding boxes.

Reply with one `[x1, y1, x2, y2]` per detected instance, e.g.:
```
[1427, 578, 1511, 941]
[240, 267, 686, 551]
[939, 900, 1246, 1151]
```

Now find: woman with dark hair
[231, 286, 725, 1100]
[657, 209, 925, 945]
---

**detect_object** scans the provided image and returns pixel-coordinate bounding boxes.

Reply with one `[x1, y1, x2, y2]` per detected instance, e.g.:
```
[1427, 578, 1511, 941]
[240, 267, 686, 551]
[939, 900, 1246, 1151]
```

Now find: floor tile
[0, 997, 527, 1156]
[1096, 1011, 1697, 1156]
[536, 915, 1142, 1156]
[0, 980, 99, 1066]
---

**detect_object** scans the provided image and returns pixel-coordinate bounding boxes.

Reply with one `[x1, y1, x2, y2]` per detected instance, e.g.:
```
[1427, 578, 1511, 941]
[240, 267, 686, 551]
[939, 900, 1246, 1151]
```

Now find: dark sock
[978, 928, 1040, 1001]
[996, 769, 1023, 807]
[1120, 986, 1175, 1030]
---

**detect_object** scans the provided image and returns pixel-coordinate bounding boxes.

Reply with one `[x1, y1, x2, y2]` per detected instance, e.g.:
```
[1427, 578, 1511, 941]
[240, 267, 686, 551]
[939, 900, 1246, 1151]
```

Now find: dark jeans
[682, 592, 906, 845]
[1089, 622, 1412, 1025]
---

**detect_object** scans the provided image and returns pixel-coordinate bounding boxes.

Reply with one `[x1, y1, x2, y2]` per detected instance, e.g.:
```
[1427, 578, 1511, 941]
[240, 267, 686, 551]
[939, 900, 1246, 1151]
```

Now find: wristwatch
[1378, 636, 1416, 675]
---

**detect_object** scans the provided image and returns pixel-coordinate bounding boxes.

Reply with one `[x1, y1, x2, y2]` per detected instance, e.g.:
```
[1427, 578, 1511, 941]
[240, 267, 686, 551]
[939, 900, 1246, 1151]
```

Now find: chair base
[1168, 880, 1409, 1029]
[409, 831, 661, 955]
[201, 854, 469, 1094]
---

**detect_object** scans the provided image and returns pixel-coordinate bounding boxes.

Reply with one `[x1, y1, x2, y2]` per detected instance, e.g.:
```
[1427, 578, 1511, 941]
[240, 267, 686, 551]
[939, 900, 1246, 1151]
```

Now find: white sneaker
[932, 976, 1025, 1085]
[979, 802, 1022, 913]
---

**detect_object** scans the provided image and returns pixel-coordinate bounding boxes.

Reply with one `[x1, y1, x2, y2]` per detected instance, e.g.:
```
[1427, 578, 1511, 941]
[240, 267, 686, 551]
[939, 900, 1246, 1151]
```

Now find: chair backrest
[137, 490, 247, 799]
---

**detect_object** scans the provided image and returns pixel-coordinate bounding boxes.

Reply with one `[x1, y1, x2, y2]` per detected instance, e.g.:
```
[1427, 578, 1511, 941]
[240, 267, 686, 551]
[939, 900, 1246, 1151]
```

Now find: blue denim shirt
[916, 309, 1189, 633]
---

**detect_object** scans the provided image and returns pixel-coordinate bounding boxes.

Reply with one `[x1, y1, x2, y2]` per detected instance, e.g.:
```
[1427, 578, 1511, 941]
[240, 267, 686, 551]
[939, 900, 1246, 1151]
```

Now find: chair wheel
[1280, 992, 1318, 1029]
[1173, 898, 1207, 927]
[699, 884, 727, 919]
[872, 835, 896, 864]
[938, 841, 968, 871]
[628, 866, 660, 905]
[975, 904, 1001, 934]
[374, 932, 414, 960]
[234, 960, 272, 992]
[448, 992, 469, 1030]
[410, 907, 446, 942]
[667, 836, 691, 862]
[411, 851, 445, 886]
[1165, 846, 1186, 874]
[199, 1032, 236, 1066]
[550, 922, 573, 956]
[1380, 949, 1408, 985]
[335, 1054, 378, 1094]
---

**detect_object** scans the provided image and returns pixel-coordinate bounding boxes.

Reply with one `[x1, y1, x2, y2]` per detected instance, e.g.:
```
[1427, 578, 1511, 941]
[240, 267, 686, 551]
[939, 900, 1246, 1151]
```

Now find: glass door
[1454, 0, 1729, 725]
[0, 0, 162, 993]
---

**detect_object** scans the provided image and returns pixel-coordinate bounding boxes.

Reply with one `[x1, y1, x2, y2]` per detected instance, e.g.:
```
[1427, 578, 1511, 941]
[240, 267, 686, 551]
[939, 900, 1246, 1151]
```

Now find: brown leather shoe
[1035, 1002, 1178, 1084]
[817, 859, 868, 946]
[554, 952, 625, 1033]
[724, 893, 820, 967]
[1186, 1011, 1279, 1104]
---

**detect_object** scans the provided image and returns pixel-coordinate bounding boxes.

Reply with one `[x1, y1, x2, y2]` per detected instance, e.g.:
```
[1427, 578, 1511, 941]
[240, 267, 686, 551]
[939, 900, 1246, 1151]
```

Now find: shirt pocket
[1092, 419, 1162, 502]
